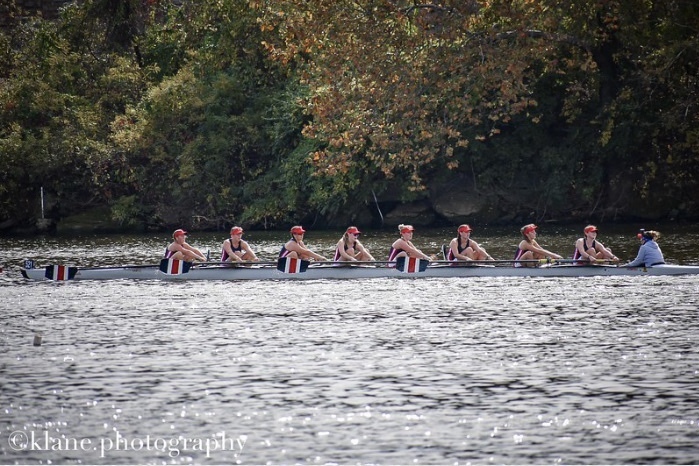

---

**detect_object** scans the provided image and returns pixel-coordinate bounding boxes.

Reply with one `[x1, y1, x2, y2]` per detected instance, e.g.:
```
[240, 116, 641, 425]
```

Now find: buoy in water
[33, 334, 42, 346]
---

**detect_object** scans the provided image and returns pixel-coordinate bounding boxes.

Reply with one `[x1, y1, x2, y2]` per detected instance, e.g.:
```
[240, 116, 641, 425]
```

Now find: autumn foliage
[1, 0, 698, 233]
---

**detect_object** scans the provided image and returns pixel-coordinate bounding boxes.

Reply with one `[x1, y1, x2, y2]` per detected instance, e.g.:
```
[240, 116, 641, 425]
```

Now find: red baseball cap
[400, 225, 415, 234]
[346, 226, 361, 235]
[173, 229, 187, 238]
[458, 224, 472, 233]
[584, 225, 598, 234]
[290, 225, 306, 235]
[230, 226, 244, 235]
[521, 224, 537, 235]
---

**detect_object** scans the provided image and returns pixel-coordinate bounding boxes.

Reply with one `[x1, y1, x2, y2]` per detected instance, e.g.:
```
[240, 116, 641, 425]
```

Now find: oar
[196, 260, 279, 267]
[162, 258, 277, 275]
[429, 259, 543, 265]
[308, 258, 441, 272]
[25, 261, 159, 281]
[277, 257, 310, 273]
[543, 258, 619, 265]
[160, 258, 192, 274]
[199, 259, 395, 269]
[273, 258, 413, 272]
[432, 258, 619, 265]
[314, 258, 564, 266]
[79, 263, 166, 270]
[307, 260, 396, 267]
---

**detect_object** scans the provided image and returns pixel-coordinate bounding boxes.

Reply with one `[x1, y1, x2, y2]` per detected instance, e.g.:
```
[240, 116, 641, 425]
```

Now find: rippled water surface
[2, 226, 699, 464]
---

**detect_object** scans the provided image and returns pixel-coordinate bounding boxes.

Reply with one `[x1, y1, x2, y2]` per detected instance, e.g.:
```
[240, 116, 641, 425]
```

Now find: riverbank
[2, 201, 698, 238]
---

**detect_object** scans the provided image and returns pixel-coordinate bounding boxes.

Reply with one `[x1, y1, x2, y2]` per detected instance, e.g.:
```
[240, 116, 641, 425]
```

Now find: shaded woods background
[1, 0, 698, 234]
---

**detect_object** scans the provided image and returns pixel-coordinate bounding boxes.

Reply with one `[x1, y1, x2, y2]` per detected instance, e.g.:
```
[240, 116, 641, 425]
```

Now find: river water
[1, 225, 699, 464]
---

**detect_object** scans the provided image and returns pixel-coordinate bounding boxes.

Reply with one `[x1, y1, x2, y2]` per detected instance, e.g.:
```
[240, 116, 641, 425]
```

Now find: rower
[514, 224, 562, 267]
[279, 226, 329, 261]
[388, 224, 432, 264]
[164, 229, 207, 262]
[333, 226, 376, 262]
[446, 224, 493, 262]
[572, 225, 618, 263]
[221, 226, 259, 263]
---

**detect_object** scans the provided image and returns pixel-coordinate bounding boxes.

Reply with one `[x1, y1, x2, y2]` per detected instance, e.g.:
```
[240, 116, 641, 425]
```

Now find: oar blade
[159, 258, 192, 275]
[44, 265, 78, 281]
[277, 257, 310, 273]
[395, 257, 429, 273]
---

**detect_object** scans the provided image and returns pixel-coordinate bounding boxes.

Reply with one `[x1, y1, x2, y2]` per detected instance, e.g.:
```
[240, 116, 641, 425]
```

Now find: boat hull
[20, 263, 699, 281]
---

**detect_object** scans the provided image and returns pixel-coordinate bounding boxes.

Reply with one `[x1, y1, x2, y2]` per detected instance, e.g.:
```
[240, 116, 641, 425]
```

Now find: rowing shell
[20, 258, 699, 281]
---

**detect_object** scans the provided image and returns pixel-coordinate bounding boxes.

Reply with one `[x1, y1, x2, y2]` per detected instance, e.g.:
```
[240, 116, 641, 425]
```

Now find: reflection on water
[1, 228, 699, 464]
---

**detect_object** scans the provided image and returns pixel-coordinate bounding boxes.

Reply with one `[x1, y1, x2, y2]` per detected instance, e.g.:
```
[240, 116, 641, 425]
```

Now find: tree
[253, 0, 699, 220]
[110, 0, 302, 228]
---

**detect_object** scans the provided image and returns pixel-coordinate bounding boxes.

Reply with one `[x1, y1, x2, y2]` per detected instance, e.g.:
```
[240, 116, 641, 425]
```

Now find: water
[2, 226, 699, 464]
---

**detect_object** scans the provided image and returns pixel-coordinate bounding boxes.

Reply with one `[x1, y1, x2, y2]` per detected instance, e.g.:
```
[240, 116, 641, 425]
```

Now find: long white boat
[20, 257, 699, 281]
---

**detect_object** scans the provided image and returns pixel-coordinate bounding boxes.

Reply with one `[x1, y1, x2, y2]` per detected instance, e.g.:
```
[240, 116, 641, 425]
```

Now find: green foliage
[110, 195, 148, 227]
[2, 0, 699, 233]
[0, 20, 103, 222]
[110, 58, 298, 227]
